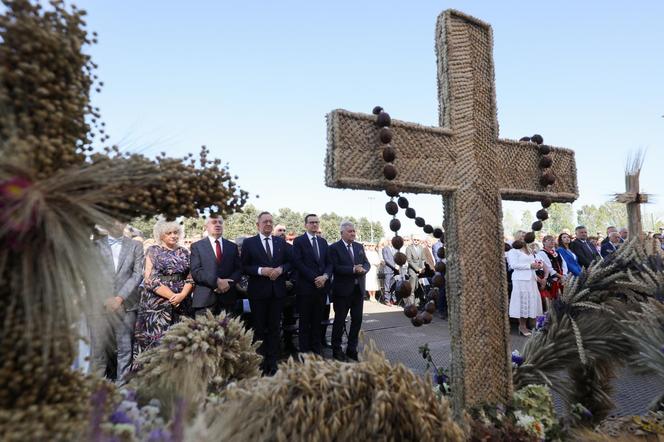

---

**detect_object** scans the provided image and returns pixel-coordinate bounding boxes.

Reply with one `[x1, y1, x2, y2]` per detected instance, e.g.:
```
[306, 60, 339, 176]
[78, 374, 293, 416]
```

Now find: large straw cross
[325, 9, 578, 411]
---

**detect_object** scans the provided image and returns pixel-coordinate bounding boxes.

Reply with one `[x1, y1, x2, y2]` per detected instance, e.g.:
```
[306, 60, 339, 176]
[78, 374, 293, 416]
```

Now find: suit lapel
[97, 239, 114, 271]
[257, 235, 270, 263]
[116, 238, 131, 273]
[204, 238, 217, 264]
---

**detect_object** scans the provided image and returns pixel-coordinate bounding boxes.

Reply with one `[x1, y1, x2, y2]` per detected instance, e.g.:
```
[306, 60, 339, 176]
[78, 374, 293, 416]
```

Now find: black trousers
[249, 296, 284, 371]
[331, 286, 364, 352]
[297, 290, 325, 354]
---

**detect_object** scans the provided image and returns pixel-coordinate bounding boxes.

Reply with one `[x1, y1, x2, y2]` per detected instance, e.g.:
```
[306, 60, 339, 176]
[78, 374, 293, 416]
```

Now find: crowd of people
[88, 212, 663, 384]
[89, 212, 449, 383]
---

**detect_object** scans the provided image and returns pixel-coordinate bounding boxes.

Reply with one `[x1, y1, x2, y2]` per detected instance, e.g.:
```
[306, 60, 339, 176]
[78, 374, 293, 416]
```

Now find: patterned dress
[133, 245, 192, 361]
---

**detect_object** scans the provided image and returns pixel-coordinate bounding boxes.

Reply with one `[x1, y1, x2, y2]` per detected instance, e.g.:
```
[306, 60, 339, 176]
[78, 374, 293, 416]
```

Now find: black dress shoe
[332, 349, 347, 361]
[345, 349, 359, 361]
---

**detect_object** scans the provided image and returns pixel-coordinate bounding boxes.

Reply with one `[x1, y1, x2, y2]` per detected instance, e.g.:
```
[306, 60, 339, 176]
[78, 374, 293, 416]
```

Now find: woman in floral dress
[133, 220, 194, 361]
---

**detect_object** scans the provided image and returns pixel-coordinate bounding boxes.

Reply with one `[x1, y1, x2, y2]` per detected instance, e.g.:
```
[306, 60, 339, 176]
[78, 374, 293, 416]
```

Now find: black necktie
[264, 237, 272, 261]
[347, 243, 354, 262]
[312, 236, 320, 260]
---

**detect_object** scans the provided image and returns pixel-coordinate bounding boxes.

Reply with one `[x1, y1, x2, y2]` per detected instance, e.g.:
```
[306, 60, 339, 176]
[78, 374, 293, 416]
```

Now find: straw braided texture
[324, 9, 580, 412]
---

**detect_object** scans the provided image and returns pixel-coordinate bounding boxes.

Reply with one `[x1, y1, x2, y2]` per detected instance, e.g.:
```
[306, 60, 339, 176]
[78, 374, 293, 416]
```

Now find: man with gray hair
[600, 231, 622, 259]
[328, 220, 371, 361]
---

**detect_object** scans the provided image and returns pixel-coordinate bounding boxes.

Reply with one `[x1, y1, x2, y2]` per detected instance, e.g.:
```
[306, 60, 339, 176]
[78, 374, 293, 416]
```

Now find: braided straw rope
[324, 9, 579, 412]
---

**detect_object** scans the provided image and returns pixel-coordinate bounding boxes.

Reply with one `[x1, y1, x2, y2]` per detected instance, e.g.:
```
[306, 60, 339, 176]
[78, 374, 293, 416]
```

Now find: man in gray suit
[381, 242, 398, 303]
[90, 221, 144, 385]
[405, 236, 426, 304]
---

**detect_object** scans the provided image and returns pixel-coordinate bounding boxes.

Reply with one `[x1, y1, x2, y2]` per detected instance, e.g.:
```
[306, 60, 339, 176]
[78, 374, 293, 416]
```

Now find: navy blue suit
[600, 241, 619, 259]
[328, 240, 371, 354]
[190, 237, 242, 315]
[241, 234, 292, 372]
[292, 233, 332, 353]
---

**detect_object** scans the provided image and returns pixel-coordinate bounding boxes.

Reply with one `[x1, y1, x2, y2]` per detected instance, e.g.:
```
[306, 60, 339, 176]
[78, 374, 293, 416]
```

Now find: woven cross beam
[614, 153, 648, 238]
[325, 9, 578, 411]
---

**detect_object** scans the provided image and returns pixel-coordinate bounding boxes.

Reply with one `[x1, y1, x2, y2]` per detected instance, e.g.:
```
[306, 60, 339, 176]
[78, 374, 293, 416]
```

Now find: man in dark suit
[241, 211, 292, 375]
[190, 215, 242, 317]
[292, 214, 332, 355]
[570, 225, 600, 269]
[329, 220, 371, 361]
[91, 221, 144, 385]
[600, 231, 621, 259]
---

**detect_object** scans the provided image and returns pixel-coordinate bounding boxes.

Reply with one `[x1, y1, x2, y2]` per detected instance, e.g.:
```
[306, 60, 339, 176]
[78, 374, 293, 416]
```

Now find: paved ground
[320, 300, 664, 418]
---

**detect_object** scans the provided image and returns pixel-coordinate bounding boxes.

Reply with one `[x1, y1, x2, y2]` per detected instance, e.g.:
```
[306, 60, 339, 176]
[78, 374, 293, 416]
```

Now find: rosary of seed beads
[518, 135, 556, 243]
[372, 106, 446, 303]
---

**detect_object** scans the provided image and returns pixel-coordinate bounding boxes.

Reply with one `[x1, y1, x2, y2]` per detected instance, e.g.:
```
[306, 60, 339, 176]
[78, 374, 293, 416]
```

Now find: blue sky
[77, 1, 664, 236]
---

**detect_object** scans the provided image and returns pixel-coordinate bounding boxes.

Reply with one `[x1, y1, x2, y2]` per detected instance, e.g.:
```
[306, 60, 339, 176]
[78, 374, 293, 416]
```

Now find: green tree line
[130, 204, 384, 244]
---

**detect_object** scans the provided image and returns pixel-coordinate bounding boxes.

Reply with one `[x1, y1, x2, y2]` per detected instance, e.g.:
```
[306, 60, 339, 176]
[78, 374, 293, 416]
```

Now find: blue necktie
[108, 237, 122, 247]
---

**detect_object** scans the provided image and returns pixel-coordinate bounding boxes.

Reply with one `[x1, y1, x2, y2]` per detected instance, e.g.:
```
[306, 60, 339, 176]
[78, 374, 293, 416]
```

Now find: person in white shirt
[507, 240, 544, 336]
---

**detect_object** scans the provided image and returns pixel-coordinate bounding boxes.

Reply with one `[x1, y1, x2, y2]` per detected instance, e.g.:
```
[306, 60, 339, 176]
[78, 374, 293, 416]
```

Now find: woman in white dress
[364, 242, 382, 302]
[507, 240, 544, 336]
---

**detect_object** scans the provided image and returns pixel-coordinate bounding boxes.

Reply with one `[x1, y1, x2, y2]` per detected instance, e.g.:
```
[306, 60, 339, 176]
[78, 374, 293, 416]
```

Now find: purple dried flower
[110, 410, 133, 425]
[660, 345, 664, 354]
[511, 351, 524, 366]
[147, 428, 171, 442]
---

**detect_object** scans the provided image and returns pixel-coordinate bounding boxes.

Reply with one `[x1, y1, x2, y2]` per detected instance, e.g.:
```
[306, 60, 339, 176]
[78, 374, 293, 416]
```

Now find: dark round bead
[538, 155, 552, 168]
[519, 136, 531, 142]
[415, 217, 425, 227]
[541, 197, 552, 208]
[432, 274, 445, 287]
[385, 184, 399, 197]
[372, 106, 383, 115]
[397, 196, 409, 209]
[423, 224, 434, 234]
[379, 127, 393, 144]
[382, 146, 396, 162]
[538, 145, 551, 155]
[404, 304, 418, 318]
[433, 228, 443, 239]
[421, 311, 433, 324]
[539, 171, 556, 186]
[536, 209, 549, 221]
[391, 235, 404, 250]
[389, 218, 401, 232]
[425, 301, 436, 314]
[524, 231, 536, 244]
[405, 207, 416, 219]
[435, 261, 446, 273]
[531, 134, 544, 145]
[376, 112, 391, 127]
[531, 220, 543, 231]
[399, 281, 412, 298]
[437, 247, 445, 259]
[411, 315, 423, 327]
[383, 164, 397, 180]
[385, 201, 399, 215]
[394, 252, 407, 266]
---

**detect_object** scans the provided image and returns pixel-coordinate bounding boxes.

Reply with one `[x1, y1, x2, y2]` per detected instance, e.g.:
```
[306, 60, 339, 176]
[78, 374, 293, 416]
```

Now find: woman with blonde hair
[507, 240, 544, 336]
[133, 220, 194, 361]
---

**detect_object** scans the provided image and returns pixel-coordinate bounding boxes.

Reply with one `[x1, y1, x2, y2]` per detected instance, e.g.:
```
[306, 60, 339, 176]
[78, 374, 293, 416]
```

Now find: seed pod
[539, 171, 556, 186]
[415, 217, 425, 228]
[376, 112, 391, 127]
[385, 201, 398, 215]
[383, 164, 397, 180]
[411, 315, 423, 327]
[524, 231, 536, 243]
[397, 197, 409, 209]
[405, 208, 416, 219]
[519, 136, 531, 142]
[531, 134, 544, 145]
[536, 209, 549, 221]
[379, 127, 393, 144]
[531, 220, 543, 232]
[437, 247, 445, 259]
[382, 146, 396, 162]
[433, 228, 443, 239]
[399, 281, 412, 297]
[372, 106, 383, 115]
[425, 301, 436, 314]
[391, 235, 404, 250]
[394, 252, 407, 266]
[389, 218, 401, 232]
[540, 196, 552, 208]
[423, 225, 434, 234]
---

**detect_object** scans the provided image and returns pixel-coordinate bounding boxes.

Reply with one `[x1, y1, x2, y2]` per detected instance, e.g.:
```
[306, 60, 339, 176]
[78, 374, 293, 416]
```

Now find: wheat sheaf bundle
[188, 341, 464, 442]
[130, 312, 262, 416]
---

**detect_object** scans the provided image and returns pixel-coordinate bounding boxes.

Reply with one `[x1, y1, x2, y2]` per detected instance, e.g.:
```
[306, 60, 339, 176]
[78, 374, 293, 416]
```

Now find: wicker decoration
[613, 151, 649, 239]
[324, 9, 579, 411]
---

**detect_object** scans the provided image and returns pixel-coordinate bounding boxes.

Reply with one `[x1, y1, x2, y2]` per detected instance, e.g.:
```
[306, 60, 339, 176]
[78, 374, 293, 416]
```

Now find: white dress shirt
[258, 233, 275, 276]
[108, 235, 122, 272]
[208, 235, 224, 260]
